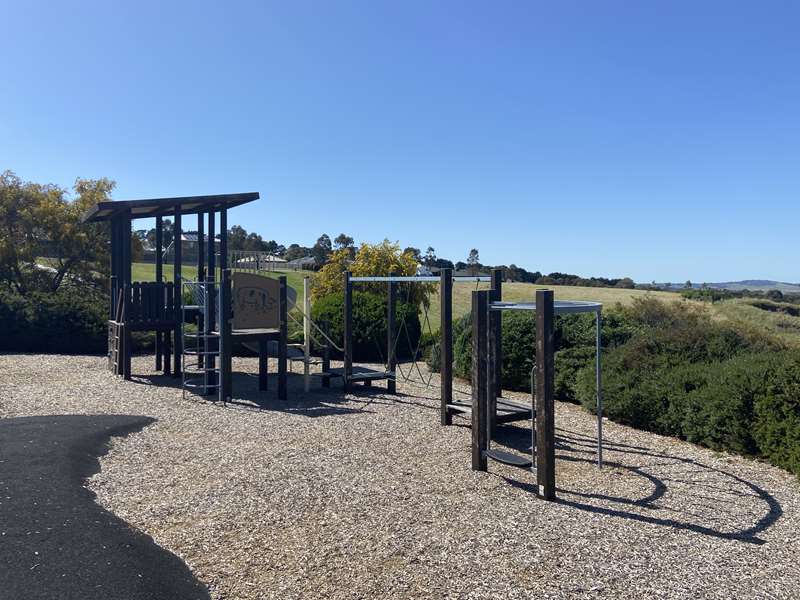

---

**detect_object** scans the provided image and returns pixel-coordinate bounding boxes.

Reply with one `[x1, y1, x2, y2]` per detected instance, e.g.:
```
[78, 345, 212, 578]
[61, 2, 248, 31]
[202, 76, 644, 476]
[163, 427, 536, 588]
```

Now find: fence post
[535, 289, 556, 500]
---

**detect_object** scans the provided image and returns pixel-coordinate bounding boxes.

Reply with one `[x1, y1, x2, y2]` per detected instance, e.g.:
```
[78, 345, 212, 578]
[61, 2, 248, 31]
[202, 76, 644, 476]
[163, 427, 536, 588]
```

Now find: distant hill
[656, 280, 800, 293]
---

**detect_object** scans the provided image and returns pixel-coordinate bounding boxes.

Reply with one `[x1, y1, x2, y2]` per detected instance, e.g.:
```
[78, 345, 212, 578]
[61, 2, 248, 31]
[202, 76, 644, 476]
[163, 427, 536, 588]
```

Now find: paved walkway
[0, 415, 209, 600]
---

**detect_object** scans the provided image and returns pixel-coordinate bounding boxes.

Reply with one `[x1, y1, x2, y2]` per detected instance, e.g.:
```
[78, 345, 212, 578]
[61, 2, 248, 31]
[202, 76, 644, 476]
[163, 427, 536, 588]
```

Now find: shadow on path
[0, 414, 210, 600]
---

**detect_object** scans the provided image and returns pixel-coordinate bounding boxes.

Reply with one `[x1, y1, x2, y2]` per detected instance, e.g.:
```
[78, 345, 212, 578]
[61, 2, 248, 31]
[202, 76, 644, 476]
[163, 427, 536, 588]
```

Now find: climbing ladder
[181, 278, 221, 398]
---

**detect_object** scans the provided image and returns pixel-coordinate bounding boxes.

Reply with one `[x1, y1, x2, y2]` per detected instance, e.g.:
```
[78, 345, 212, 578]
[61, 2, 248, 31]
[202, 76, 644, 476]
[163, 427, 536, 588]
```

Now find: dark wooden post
[491, 268, 503, 399]
[343, 271, 353, 392]
[155, 216, 164, 371]
[122, 210, 132, 380]
[487, 292, 499, 437]
[387, 273, 397, 393]
[471, 289, 489, 471]
[535, 289, 556, 500]
[220, 206, 228, 270]
[206, 211, 216, 389]
[110, 218, 119, 319]
[440, 268, 453, 425]
[219, 269, 232, 402]
[172, 207, 182, 377]
[258, 340, 268, 391]
[278, 275, 288, 400]
[196, 212, 205, 369]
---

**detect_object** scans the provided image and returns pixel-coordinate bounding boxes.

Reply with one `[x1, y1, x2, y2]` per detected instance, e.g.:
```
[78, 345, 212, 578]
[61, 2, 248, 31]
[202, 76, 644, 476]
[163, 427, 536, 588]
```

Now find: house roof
[80, 192, 260, 223]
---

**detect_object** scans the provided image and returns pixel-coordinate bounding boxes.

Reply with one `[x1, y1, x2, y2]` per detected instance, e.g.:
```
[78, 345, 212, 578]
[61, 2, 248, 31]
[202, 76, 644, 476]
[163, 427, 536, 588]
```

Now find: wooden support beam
[440, 268, 453, 425]
[535, 289, 556, 500]
[219, 269, 232, 402]
[278, 275, 288, 400]
[487, 290, 499, 437]
[491, 268, 503, 401]
[196, 212, 205, 369]
[387, 272, 397, 393]
[471, 289, 489, 471]
[121, 211, 132, 380]
[219, 206, 228, 270]
[155, 216, 163, 371]
[258, 340, 268, 391]
[172, 207, 182, 376]
[343, 271, 353, 392]
[206, 211, 216, 388]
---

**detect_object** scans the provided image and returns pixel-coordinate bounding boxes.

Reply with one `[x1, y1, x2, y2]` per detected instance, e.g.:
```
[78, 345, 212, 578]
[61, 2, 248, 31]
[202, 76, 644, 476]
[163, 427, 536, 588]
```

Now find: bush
[555, 346, 596, 402]
[311, 290, 420, 362]
[0, 287, 107, 353]
[445, 307, 634, 393]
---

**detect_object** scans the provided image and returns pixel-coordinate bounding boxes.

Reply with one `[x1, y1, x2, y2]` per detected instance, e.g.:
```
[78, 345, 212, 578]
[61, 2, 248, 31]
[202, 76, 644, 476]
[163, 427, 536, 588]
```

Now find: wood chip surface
[2, 353, 799, 599]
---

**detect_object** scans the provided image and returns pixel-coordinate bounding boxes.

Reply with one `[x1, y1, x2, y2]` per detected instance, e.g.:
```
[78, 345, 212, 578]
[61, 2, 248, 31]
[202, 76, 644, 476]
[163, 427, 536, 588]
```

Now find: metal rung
[182, 380, 220, 390]
[183, 350, 221, 356]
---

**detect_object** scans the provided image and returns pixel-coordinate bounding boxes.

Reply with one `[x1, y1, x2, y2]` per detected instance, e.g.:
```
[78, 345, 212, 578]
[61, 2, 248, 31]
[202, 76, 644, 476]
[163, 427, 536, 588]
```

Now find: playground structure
[81, 192, 288, 402]
[470, 288, 603, 500]
[331, 269, 533, 428]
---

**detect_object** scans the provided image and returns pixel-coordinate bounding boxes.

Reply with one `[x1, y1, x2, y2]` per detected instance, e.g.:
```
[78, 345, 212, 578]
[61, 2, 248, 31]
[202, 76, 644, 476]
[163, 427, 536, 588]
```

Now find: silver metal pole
[596, 309, 603, 469]
[303, 277, 311, 392]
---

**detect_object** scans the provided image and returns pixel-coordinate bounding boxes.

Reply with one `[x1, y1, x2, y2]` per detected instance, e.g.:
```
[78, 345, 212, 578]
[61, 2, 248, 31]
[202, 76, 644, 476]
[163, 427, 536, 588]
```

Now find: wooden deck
[322, 366, 395, 382]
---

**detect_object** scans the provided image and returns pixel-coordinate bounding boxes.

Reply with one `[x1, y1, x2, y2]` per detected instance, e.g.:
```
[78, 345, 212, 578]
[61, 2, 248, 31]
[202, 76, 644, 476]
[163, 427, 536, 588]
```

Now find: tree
[145, 218, 173, 249]
[685, 280, 693, 289]
[0, 170, 115, 294]
[243, 232, 264, 252]
[312, 234, 332, 265]
[467, 248, 480, 275]
[334, 233, 354, 250]
[312, 239, 429, 306]
[228, 225, 248, 251]
[404, 247, 422, 263]
[284, 244, 308, 262]
[423, 246, 437, 266]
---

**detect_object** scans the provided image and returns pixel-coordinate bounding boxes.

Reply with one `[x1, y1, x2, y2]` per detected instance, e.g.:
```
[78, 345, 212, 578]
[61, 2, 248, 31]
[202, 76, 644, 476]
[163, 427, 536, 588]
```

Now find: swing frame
[341, 270, 531, 429]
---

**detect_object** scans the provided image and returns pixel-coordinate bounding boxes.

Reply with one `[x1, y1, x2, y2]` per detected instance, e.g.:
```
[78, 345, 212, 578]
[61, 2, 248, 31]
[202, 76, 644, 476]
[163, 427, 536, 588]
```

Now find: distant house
[286, 256, 318, 271]
[162, 233, 220, 263]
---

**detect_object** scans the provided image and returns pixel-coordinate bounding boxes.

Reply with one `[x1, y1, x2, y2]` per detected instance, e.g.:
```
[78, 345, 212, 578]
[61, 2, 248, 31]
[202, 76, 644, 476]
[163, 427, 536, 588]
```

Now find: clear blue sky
[2, 1, 798, 283]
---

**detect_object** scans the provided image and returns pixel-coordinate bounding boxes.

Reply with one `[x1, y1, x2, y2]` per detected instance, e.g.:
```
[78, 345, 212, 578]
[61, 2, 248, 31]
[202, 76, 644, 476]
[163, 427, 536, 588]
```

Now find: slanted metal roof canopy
[80, 192, 260, 223]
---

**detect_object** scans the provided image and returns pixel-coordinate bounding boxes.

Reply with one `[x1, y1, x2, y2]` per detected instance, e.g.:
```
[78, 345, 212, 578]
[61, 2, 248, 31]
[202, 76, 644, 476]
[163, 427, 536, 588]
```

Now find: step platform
[321, 366, 395, 382]
[446, 397, 532, 424]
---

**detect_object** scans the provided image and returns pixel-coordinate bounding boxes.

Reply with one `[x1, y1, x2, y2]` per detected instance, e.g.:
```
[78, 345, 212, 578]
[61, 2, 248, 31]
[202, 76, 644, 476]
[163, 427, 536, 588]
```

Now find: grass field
[424, 283, 682, 331]
[712, 298, 800, 347]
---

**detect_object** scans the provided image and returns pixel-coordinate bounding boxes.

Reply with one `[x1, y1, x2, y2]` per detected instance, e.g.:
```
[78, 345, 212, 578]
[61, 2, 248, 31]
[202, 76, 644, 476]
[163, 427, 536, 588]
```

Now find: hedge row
[0, 287, 108, 354]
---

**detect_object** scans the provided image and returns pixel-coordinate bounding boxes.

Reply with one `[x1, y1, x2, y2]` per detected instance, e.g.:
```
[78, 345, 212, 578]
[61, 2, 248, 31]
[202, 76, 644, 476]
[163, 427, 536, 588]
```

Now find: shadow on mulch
[0, 414, 210, 600]
[490, 424, 782, 546]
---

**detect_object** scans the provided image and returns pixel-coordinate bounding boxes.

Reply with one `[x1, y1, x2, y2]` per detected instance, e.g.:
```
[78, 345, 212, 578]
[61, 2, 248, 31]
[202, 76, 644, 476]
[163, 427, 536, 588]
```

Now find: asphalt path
[0, 414, 210, 600]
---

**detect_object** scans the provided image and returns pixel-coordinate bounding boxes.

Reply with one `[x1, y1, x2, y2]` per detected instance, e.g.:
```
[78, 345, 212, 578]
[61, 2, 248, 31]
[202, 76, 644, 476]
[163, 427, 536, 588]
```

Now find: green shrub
[448, 307, 634, 392]
[0, 287, 107, 354]
[311, 291, 420, 362]
[555, 346, 596, 402]
[753, 354, 800, 475]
